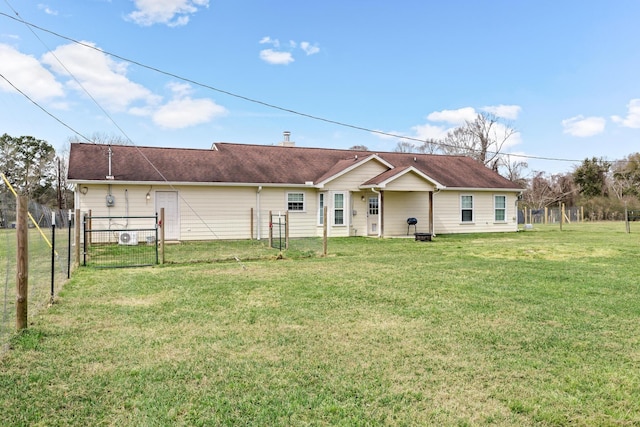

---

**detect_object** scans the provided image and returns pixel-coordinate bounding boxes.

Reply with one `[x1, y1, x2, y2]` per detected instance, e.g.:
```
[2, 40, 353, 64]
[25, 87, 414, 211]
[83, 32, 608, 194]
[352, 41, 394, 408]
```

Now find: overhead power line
[0, 73, 93, 142]
[0, 10, 603, 164]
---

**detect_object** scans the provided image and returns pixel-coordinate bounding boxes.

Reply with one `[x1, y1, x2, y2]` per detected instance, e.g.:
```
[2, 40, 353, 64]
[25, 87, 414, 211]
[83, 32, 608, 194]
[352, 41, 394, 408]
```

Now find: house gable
[361, 166, 442, 191]
[318, 155, 392, 190]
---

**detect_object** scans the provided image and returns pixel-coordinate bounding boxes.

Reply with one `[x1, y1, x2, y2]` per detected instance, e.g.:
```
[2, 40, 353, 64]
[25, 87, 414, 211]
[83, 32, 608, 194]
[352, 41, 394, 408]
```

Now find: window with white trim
[287, 192, 305, 212]
[494, 195, 506, 222]
[334, 192, 345, 225]
[461, 195, 473, 223]
[318, 193, 325, 225]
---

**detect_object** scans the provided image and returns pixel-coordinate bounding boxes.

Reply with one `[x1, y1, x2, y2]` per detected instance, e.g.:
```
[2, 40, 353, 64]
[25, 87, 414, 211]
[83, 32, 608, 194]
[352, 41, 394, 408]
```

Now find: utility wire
[0, 11, 590, 164]
[0, 73, 93, 142]
[0, 5, 226, 241]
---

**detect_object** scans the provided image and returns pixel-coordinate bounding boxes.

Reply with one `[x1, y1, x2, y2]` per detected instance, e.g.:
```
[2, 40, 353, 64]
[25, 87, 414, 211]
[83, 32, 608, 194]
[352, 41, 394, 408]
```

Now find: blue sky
[1, 1, 640, 176]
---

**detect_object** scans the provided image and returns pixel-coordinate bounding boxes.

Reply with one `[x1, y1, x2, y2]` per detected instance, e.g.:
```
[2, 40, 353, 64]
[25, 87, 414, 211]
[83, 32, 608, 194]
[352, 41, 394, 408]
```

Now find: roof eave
[439, 186, 522, 192]
[68, 179, 318, 188]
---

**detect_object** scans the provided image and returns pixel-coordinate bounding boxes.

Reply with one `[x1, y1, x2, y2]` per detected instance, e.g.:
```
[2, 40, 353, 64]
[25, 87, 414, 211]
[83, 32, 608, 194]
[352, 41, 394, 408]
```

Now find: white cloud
[0, 43, 64, 102]
[300, 41, 320, 56]
[562, 115, 606, 137]
[259, 36, 280, 48]
[410, 123, 451, 141]
[427, 107, 477, 125]
[42, 42, 160, 111]
[259, 49, 294, 65]
[37, 42, 225, 129]
[38, 4, 59, 15]
[482, 104, 521, 120]
[127, 0, 209, 27]
[611, 99, 640, 128]
[258, 37, 319, 64]
[152, 82, 226, 129]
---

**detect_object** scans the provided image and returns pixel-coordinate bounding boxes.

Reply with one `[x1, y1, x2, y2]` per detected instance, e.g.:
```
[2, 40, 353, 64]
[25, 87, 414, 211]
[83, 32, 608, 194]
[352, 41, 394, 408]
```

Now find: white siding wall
[176, 186, 255, 240]
[351, 193, 368, 237]
[382, 191, 430, 236]
[257, 187, 319, 239]
[77, 184, 325, 240]
[75, 183, 519, 240]
[76, 184, 158, 243]
[433, 191, 518, 234]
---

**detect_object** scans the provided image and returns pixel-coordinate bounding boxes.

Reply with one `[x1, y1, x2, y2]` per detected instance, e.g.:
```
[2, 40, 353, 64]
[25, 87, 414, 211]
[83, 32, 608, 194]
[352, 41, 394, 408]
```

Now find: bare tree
[349, 145, 369, 151]
[416, 138, 441, 154]
[523, 171, 578, 209]
[500, 155, 528, 187]
[441, 112, 517, 171]
[394, 139, 442, 154]
[68, 132, 131, 145]
[611, 153, 640, 199]
[394, 141, 418, 153]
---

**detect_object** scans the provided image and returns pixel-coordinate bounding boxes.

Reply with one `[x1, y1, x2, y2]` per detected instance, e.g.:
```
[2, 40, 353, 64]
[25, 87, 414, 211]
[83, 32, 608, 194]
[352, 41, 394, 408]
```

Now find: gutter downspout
[256, 186, 262, 240]
[372, 187, 381, 237]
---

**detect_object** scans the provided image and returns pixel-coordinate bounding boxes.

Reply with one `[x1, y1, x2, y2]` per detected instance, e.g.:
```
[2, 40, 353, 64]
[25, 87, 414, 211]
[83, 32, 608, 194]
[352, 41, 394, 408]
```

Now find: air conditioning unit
[118, 231, 138, 245]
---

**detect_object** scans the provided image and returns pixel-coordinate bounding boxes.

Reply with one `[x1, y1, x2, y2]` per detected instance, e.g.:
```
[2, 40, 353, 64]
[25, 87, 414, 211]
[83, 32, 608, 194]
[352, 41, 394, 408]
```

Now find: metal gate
[83, 215, 158, 268]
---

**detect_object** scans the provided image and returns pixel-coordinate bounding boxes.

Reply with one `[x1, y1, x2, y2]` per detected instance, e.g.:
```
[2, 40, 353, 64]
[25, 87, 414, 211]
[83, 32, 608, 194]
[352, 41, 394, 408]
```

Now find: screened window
[318, 193, 325, 225]
[287, 192, 305, 211]
[461, 195, 473, 222]
[494, 195, 506, 222]
[334, 193, 345, 225]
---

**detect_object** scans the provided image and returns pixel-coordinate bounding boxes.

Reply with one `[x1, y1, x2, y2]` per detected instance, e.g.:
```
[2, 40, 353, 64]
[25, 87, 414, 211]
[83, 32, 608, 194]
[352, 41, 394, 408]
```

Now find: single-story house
[67, 137, 523, 241]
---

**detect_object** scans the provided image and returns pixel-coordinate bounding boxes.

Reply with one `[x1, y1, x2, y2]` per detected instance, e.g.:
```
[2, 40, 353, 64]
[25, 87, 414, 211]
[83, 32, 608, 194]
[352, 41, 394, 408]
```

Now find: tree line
[524, 155, 640, 220]
[372, 112, 640, 219]
[0, 133, 70, 208]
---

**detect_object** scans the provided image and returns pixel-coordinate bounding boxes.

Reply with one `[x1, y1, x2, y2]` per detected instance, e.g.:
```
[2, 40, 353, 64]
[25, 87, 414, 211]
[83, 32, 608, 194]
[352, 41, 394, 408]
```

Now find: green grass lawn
[1, 222, 640, 425]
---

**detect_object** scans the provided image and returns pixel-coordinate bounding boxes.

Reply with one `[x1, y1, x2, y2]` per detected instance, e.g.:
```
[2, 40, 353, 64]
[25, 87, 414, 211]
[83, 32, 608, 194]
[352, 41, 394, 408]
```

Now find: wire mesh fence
[162, 207, 325, 261]
[519, 206, 583, 224]
[83, 215, 158, 268]
[1, 193, 75, 350]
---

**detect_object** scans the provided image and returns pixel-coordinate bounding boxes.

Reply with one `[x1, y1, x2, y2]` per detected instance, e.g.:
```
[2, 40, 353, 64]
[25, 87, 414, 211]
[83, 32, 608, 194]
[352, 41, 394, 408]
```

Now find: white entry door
[156, 191, 179, 240]
[367, 196, 379, 236]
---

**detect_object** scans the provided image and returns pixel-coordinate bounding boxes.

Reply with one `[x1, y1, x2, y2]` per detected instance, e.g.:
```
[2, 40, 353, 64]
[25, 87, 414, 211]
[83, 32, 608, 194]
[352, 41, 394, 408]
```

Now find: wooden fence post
[16, 195, 28, 331]
[250, 208, 254, 240]
[285, 210, 290, 250]
[268, 210, 273, 248]
[625, 204, 630, 234]
[323, 206, 328, 256]
[74, 208, 81, 269]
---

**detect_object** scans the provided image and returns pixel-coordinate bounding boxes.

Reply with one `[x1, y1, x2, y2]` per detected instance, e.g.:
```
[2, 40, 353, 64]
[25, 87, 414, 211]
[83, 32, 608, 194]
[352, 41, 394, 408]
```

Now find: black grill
[407, 217, 417, 235]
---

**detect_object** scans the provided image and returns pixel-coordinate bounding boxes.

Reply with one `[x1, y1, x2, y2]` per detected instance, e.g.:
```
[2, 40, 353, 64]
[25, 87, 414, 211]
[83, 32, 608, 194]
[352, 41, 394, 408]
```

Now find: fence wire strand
[1, 194, 75, 350]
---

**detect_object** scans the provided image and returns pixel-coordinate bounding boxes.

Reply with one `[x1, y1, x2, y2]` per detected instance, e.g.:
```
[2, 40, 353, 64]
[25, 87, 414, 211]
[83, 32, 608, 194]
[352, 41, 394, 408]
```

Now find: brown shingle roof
[67, 142, 522, 190]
